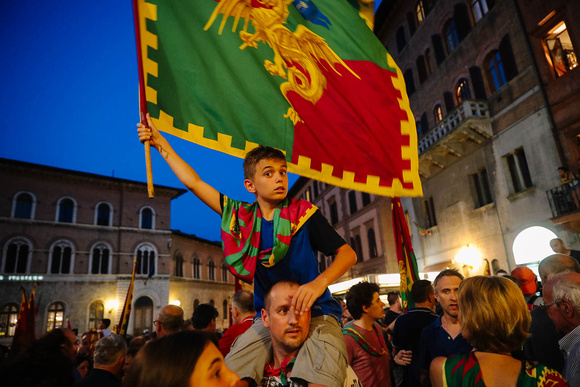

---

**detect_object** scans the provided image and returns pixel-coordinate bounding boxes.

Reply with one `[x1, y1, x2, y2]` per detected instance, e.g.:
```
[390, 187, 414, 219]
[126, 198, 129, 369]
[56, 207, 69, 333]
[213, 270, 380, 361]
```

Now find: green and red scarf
[343, 324, 388, 357]
[221, 196, 317, 283]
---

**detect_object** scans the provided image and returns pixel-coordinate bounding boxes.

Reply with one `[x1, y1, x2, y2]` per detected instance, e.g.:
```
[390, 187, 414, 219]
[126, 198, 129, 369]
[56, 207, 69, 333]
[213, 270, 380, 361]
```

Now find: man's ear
[244, 179, 256, 194]
[560, 299, 575, 319]
[262, 308, 270, 328]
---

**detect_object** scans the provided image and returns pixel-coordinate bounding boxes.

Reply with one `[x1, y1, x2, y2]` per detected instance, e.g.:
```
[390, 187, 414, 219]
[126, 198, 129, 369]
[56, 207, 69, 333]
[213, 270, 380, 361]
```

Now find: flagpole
[132, 0, 154, 198]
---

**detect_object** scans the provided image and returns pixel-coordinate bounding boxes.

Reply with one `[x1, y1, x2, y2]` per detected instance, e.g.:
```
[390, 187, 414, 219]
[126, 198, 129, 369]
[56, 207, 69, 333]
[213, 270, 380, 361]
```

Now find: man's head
[510, 266, 537, 296]
[387, 291, 401, 308]
[94, 334, 127, 375]
[433, 269, 464, 318]
[98, 318, 111, 330]
[550, 238, 568, 254]
[411, 279, 436, 310]
[262, 280, 310, 356]
[122, 346, 140, 378]
[538, 254, 580, 284]
[543, 273, 580, 334]
[345, 281, 384, 321]
[192, 304, 219, 332]
[231, 290, 255, 324]
[155, 305, 184, 338]
[243, 146, 288, 201]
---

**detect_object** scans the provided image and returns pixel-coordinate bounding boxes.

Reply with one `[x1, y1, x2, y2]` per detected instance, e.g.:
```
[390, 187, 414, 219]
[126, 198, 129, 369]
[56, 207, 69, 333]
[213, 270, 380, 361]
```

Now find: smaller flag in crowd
[116, 259, 137, 337]
[413, 221, 432, 236]
[483, 259, 491, 276]
[12, 283, 37, 355]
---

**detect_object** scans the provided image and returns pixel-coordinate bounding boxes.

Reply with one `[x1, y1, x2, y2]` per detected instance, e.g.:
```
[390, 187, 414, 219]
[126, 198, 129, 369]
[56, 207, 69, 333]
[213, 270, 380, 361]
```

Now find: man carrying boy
[138, 115, 356, 387]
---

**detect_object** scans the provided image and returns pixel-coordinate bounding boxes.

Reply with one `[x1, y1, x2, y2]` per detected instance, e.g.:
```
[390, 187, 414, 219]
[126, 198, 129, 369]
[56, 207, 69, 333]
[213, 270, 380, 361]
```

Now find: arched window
[444, 20, 459, 54]
[134, 296, 153, 336]
[95, 202, 112, 226]
[403, 69, 416, 95]
[368, 228, 378, 258]
[433, 104, 443, 123]
[49, 240, 74, 274]
[486, 50, 506, 91]
[416, 1, 425, 26]
[90, 243, 110, 274]
[193, 256, 201, 279]
[12, 192, 36, 219]
[174, 252, 184, 277]
[223, 300, 228, 320]
[362, 193, 371, 206]
[46, 301, 65, 331]
[355, 235, 363, 261]
[424, 49, 433, 77]
[396, 26, 407, 53]
[56, 197, 76, 223]
[456, 79, 471, 104]
[208, 261, 216, 281]
[135, 243, 156, 276]
[193, 299, 200, 310]
[417, 55, 428, 84]
[471, 0, 489, 22]
[2, 237, 31, 274]
[140, 207, 155, 230]
[0, 303, 19, 337]
[221, 262, 228, 282]
[88, 301, 104, 330]
[209, 299, 215, 307]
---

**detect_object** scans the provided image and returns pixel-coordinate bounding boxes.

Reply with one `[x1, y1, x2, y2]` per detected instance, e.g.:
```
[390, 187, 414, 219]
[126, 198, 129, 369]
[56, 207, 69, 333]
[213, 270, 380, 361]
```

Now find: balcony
[546, 184, 580, 233]
[418, 100, 492, 178]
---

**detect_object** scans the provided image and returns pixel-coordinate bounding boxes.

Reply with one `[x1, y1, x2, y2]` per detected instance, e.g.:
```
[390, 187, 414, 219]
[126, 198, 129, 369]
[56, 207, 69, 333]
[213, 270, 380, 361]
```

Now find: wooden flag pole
[133, 0, 154, 198]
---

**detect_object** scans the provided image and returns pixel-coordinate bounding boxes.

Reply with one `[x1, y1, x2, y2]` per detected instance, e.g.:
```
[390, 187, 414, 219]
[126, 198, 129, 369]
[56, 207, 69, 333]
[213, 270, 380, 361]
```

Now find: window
[90, 243, 110, 274]
[193, 257, 201, 279]
[504, 148, 533, 194]
[545, 22, 578, 78]
[329, 198, 339, 224]
[396, 26, 406, 53]
[313, 182, 319, 198]
[416, 1, 425, 26]
[57, 197, 76, 223]
[469, 66, 487, 99]
[12, 192, 35, 219]
[471, 169, 493, 208]
[417, 120, 424, 138]
[424, 49, 433, 76]
[136, 243, 156, 276]
[444, 20, 459, 54]
[2, 238, 31, 274]
[46, 302, 65, 331]
[193, 299, 200, 310]
[404, 69, 416, 95]
[175, 252, 184, 277]
[433, 104, 443, 123]
[133, 296, 153, 336]
[355, 235, 363, 261]
[471, 0, 489, 22]
[351, 236, 363, 263]
[348, 191, 358, 214]
[486, 51, 506, 91]
[432, 34, 446, 65]
[88, 301, 104, 330]
[140, 207, 155, 230]
[95, 202, 112, 226]
[422, 197, 437, 228]
[222, 262, 228, 282]
[368, 228, 378, 258]
[223, 300, 228, 320]
[208, 261, 216, 281]
[407, 12, 417, 36]
[417, 55, 428, 84]
[0, 304, 19, 337]
[456, 79, 471, 104]
[49, 240, 74, 274]
[362, 193, 371, 206]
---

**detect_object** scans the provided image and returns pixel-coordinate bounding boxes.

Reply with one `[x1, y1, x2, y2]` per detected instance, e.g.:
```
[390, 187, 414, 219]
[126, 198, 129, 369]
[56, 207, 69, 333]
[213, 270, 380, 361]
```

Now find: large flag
[133, 0, 422, 197]
[391, 197, 420, 312]
[11, 285, 36, 356]
[116, 259, 137, 336]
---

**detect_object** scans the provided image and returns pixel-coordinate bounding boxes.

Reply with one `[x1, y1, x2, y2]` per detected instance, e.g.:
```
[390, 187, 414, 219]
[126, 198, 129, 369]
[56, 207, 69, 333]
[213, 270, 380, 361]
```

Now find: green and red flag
[133, 0, 421, 197]
[413, 221, 432, 236]
[392, 197, 420, 312]
[116, 259, 137, 337]
[12, 285, 36, 356]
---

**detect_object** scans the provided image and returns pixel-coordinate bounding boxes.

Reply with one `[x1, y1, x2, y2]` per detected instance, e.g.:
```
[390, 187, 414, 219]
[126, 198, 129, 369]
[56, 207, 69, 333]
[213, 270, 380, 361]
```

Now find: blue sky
[1, 1, 298, 241]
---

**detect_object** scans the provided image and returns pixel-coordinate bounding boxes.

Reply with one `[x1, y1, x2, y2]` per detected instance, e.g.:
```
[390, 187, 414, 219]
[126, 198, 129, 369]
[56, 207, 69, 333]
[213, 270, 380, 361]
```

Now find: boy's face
[244, 158, 288, 201]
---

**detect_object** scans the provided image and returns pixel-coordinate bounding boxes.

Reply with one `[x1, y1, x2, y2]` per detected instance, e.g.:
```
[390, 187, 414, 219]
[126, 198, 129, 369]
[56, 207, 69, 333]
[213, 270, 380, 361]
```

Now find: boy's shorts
[225, 314, 347, 387]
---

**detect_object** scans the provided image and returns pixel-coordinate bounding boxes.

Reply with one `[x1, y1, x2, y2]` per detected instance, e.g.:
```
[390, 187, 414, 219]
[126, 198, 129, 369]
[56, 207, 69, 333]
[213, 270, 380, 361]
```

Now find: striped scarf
[343, 324, 387, 357]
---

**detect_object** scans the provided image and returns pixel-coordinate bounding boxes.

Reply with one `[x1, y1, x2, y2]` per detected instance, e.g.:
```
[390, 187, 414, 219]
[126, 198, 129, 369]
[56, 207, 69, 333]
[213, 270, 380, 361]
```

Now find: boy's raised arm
[291, 243, 356, 315]
[137, 114, 222, 215]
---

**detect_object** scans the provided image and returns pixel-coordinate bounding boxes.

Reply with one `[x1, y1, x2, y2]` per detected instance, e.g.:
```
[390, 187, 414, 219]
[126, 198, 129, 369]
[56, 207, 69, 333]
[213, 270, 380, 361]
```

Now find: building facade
[0, 158, 234, 343]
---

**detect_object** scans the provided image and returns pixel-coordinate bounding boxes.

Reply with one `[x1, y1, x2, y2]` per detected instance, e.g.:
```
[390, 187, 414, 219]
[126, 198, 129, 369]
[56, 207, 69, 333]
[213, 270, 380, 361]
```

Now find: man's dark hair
[263, 279, 300, 311]
[411, 280, 434, 303]
[433, 269, 464, 293]
[191, 304, 218, 330]
[558, 167, 567, 172]
[345, 281, 380, 320]
[387, 291, 400, 306]
[231, 290, 255, 314]
[243, 145, 286, 180]
[101, 318, 111, 328]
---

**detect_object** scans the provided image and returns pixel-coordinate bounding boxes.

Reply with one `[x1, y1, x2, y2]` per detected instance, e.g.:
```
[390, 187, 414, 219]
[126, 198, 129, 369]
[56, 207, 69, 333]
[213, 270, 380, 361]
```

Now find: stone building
[0, 158, 234, 343]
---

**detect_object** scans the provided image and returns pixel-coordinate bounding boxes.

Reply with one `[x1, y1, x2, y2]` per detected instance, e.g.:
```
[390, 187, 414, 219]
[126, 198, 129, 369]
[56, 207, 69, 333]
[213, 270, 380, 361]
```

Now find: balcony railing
[418, 100, 491, 154]
[546, 184, 579, 218]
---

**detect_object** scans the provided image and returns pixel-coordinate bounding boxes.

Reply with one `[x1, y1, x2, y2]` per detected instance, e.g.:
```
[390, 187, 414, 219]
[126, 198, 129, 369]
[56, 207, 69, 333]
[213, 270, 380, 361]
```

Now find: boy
[137, 114, 356, 387]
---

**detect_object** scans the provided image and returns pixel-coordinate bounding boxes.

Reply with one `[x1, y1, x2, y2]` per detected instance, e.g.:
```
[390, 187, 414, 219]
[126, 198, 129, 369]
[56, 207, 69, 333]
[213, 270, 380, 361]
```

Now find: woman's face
[189, 343, 240, 387]
[77, 360, 90, 378]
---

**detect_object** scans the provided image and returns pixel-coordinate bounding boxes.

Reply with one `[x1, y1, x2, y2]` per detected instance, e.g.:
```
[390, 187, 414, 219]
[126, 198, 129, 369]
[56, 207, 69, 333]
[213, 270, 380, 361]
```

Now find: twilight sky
[1, 0, 299, 241]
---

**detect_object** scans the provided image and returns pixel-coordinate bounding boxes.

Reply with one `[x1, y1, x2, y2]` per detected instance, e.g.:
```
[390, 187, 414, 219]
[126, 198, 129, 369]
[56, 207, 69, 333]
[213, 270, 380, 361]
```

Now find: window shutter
[500, 34, 518, 81]
[431, 34, 445, 64]
[469, 66, 487, 99]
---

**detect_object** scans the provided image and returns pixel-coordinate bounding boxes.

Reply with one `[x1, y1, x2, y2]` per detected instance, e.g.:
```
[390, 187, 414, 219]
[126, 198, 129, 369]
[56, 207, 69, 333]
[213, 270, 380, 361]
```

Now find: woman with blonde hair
[430, 276, 567, 387]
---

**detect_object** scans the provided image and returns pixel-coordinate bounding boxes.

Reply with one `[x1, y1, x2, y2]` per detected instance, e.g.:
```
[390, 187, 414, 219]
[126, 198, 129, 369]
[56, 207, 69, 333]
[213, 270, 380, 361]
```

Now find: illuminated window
[433, 104, 443, 123]
[49, 240, 74, 274]
[456, 79, 471, 103]
[90, 243, 110, 274]
[88, 301, 104, 330]
[545, 22, 578, 78]
[0, 304, 19, 337]
[416, 1, 425, 26]
[13, 192, 35, 219]
[46, 301, 65, 331]
[471, 0, 489, 22]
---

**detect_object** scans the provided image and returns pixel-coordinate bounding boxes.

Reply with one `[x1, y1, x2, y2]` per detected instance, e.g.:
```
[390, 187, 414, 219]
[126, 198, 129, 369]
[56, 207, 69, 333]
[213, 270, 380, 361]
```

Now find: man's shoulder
[420, 315, 442, 337]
